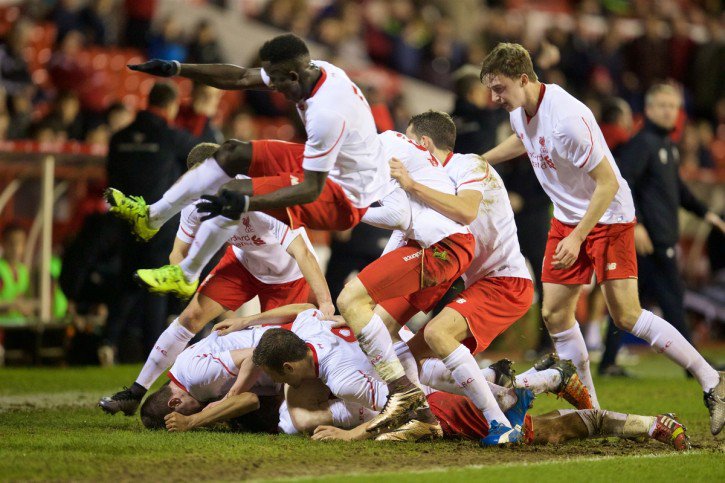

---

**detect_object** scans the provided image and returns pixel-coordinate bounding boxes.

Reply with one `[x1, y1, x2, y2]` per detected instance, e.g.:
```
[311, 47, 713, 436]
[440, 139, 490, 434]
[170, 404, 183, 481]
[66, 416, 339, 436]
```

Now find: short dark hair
[147, 82, 178, 109]
[408, 110, 457, 151]
[601, 99, 625, 124]
[140, 383, 173, 429]
[252, 328, 308, 373]
[259, 33, 309, 64]
[480, 42, 538, 84]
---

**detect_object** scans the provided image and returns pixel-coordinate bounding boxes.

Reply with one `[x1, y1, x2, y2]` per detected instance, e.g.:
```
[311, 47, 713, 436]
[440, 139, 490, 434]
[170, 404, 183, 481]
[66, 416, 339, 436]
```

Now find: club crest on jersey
[242, 216, 253, 233]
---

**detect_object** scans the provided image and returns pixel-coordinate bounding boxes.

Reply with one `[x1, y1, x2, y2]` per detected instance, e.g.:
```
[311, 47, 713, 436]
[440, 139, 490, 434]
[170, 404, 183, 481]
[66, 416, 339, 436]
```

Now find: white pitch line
[263, 450, 714, 483]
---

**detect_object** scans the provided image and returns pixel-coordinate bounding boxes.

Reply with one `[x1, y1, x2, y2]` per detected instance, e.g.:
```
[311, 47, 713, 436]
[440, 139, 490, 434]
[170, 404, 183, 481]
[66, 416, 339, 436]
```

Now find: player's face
[485, 75, 526, 112]
[261, 364, 304, 388]
[168, 385, 203, 415]
[262, 61, 304, 102]
[646, 91, 681, 130]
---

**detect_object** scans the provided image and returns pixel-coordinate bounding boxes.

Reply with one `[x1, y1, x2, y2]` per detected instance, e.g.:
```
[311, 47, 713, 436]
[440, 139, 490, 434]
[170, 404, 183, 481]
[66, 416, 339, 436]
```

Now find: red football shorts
[360, 233, 475, 322]
[445, 276, 533, 355]
[199, 246, 310, 311]
[249, 140, 367, 231]
[427, 391, 533, 443]
[541, 218, 638, 285]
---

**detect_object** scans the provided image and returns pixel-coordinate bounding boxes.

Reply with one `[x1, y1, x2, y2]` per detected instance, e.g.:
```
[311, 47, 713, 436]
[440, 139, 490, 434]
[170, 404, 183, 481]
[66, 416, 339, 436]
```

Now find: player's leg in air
[98, 291, 226, 415]
[105, 140, 254, 241]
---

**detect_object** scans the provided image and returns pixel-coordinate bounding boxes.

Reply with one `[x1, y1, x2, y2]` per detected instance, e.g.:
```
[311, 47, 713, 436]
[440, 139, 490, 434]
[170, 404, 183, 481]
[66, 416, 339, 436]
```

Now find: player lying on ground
[140, 317, 688, 451]
[478, 42, 724, 434]
[106, 34, 393, 292]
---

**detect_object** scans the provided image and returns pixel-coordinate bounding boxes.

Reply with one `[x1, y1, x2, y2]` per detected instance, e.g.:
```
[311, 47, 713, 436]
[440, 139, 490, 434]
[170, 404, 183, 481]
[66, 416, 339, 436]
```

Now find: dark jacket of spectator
[617, 119, 708, 248]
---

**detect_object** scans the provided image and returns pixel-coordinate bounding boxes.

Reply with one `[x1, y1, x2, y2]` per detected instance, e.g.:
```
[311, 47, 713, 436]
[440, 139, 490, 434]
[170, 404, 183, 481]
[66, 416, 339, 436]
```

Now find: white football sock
[135, 319, 194, 389]
[393, 341, 421, 388]
[149, 158, 232, 229]
[179, 215, 238, 281]
[631, 309, 719, 391]
[357, 314, 405, 383]
[515, 369, 562, 395]
[328, 399, 377, 428]
[550, 323, 599, 408]
[442, 344, 510, 426]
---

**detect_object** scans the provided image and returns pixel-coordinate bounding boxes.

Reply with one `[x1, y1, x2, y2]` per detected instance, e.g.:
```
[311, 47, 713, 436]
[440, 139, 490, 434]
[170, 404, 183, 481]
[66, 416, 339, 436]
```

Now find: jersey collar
[525, 83, 546, 124]
[306, 343, 319, 377]
[307, 67, 327, 100]
[442, 152, 454, 167]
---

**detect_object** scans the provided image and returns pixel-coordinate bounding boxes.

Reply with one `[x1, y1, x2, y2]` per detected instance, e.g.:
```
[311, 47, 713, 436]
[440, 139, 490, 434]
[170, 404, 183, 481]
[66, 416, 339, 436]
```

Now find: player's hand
[327, 315, 347, 328]
[197, 190, 249, 221]
[705, 211, 725, 235]
[128, 59, 180, 77]
[165, 411, 193, 432]
[389, 158, 414, 191]
[213, 316, 252, 335]
[634, 223, 654, 256]
[318, 301, 335, 320]
[311, 425, 354, 441]
[552, 232, 583, 269]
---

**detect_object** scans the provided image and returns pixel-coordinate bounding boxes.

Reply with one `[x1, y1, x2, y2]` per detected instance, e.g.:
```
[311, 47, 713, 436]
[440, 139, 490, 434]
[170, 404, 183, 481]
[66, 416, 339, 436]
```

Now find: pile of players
[98, 34, 723, 449]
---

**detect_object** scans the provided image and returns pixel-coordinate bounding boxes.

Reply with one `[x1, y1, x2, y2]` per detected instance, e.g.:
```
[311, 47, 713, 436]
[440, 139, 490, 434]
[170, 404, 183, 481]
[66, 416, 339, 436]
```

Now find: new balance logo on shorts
[455, 298, 466, 304]
[606, 262, 617, 271]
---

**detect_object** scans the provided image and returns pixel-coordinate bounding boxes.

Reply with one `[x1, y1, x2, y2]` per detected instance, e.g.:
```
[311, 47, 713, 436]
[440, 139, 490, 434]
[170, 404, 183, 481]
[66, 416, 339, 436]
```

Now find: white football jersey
[290, 309, 388, 411]
[261, 60, 391, 208]
[443, 153, 531, 285]
[168, 327, 278, 402]
[509, 84, 635, 225]
[376, 131, 469, 248]
[177, 193, 315, 285]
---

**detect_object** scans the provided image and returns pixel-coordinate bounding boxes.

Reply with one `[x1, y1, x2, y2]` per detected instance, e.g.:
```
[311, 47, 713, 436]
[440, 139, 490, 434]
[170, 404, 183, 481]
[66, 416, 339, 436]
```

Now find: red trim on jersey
[209, 354, 238, 377]
[306, 342, 319, 377]
[180, 225, 195, 239]
[442, 152, 454, 167]
[579, 117, 594, 169]
[167, 372, 189, 393]
[525, 83, 546, 124]
[303, 121, 346, 159]
[358, 370, 377, 411]
[308, 67, 327, 99]
[458, 178, 487, 187]
[280, 226, 290, 245]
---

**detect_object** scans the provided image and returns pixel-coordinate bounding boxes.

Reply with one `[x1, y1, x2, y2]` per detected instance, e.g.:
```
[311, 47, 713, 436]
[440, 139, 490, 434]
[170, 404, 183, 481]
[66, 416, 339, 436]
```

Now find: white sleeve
[361, 187, 411, 231]
[176, 204, 201, 243]
[552, 116, 605, 172]
[382, 230, 406, 255]
[266, 214, 304, 251]
[455, 159, 490, 195]
[301, 108, 346, 173]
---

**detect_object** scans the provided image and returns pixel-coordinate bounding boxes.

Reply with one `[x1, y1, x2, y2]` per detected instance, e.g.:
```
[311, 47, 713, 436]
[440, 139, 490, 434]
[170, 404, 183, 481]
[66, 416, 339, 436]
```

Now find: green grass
[1, 349, 723, 482]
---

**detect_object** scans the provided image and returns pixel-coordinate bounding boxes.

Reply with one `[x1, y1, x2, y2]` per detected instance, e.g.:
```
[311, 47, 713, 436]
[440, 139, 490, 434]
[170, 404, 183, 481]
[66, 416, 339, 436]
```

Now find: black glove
[127, 59, 180, 77]
[197, 190, 250, 221]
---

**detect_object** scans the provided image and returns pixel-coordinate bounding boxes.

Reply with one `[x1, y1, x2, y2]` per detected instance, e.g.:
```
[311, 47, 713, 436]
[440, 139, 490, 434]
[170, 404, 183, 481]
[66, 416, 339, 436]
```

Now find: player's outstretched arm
[164, 392, 260, 432]
[483, 133, 526, 165]
[224, 349, 263, 397]
[213, 303, 316, 335]
[390, 158, 482, 225]
[286, 236, 335, 319]
[128, 60, 268, 90]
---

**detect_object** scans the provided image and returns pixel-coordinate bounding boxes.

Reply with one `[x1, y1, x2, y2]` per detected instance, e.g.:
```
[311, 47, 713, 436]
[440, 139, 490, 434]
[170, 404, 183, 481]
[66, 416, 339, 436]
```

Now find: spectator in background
[450, 70, 507, 155]
[224, 109, 258, 141]
[46, 90, 84, 141]
[106, 102, 133, 134]
[0, 224, 35, 325]
[187, 20, 224, 64]
[49, 0, 84, 44]
[147, 16, 188, 62]
[0, 18, 33, 98]
[599, 97, 633, 154]
[174, 82, 223, 143]
[600, 84, 725, 376]
[123, 0, 157, 50]
[104, 82, 200, 364]
[79, 0, 116, 46]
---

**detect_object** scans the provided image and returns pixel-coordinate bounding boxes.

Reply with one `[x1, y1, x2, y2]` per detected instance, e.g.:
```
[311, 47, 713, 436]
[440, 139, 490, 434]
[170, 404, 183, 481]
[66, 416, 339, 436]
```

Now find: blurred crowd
[0, 0, 723, 364]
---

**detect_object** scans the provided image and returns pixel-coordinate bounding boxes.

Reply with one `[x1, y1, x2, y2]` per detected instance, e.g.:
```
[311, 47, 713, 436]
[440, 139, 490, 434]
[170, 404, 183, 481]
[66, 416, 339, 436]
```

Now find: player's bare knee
[179, 306, 206, 333]
[423, 325, 448, 354]
[541, 306, 569, 332]
[611, 309, 640, 331]
[215, 139, 252, 176]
